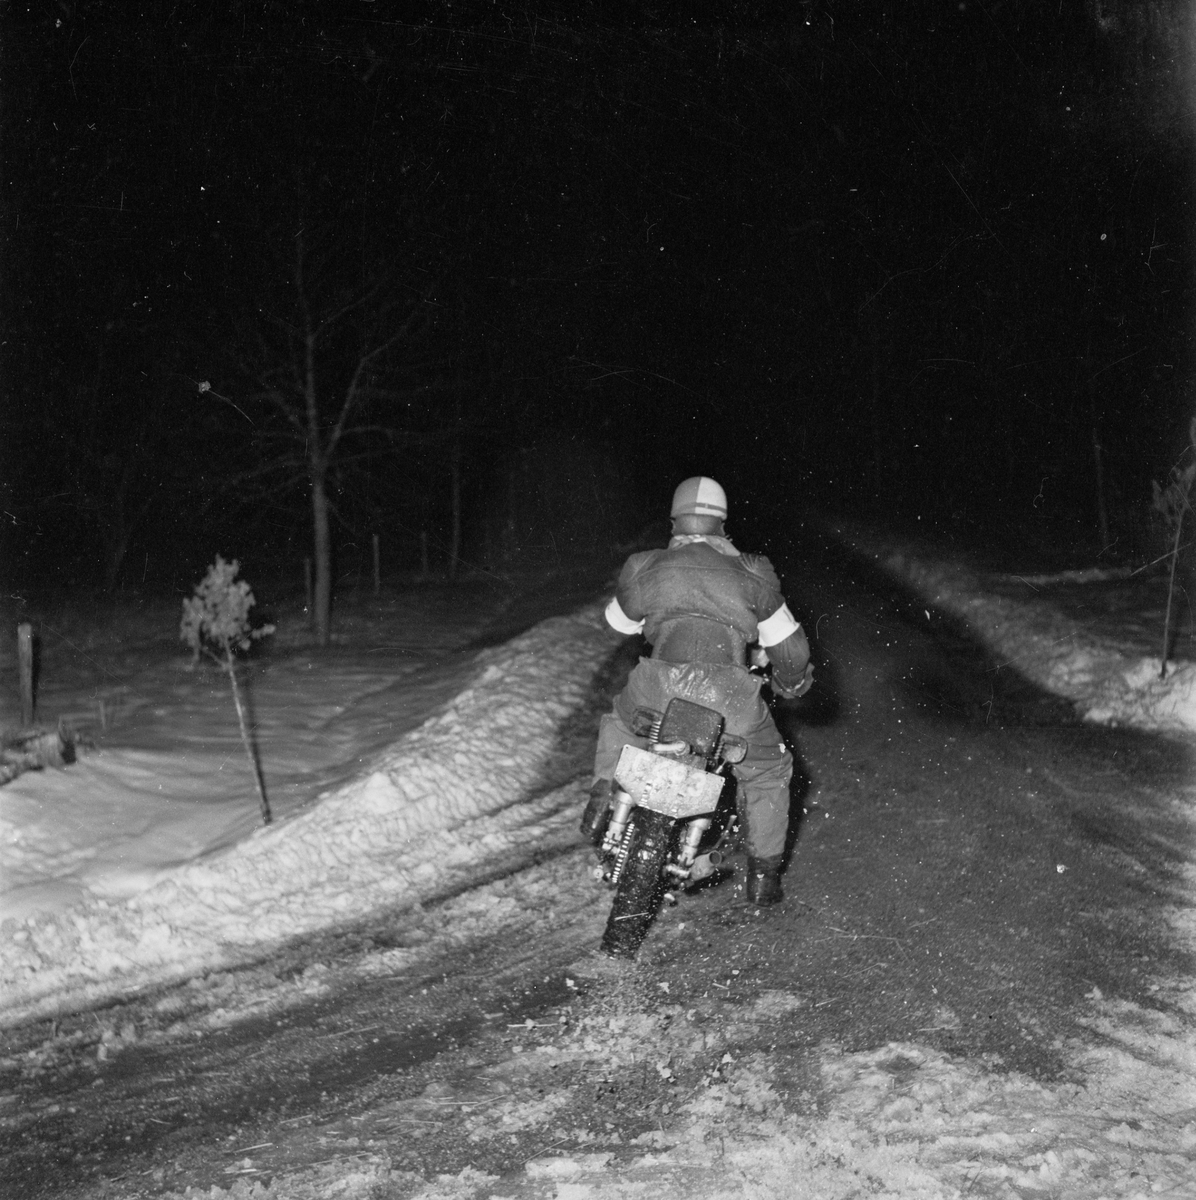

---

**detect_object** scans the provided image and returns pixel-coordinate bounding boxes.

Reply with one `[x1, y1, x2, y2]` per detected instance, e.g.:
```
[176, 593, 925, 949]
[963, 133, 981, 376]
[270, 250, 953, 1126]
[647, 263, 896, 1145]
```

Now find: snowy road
[2, 534, 1195, 1199]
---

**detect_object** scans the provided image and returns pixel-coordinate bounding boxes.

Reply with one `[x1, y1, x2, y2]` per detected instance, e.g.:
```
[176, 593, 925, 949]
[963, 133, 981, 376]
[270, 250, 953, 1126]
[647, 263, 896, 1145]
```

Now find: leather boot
[746, 855, 785, 907]
[580, 781, 613, 847]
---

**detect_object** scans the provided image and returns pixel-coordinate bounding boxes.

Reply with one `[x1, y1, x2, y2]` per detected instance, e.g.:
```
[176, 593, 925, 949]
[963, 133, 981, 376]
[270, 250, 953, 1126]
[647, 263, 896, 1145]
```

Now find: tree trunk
[1160, 498, 1186, 680]
[224, 646, 271, 825]
[1091, 426, 1110, 552]
[311, 470, 333, 646]
[102, 531, 132, 593]
[448, 441, 462, 582]
[102, 487, 132, 593]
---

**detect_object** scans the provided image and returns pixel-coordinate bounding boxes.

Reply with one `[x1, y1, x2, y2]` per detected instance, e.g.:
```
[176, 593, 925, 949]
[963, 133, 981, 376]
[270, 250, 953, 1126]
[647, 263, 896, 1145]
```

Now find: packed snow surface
[144, 926, 1196, 1200]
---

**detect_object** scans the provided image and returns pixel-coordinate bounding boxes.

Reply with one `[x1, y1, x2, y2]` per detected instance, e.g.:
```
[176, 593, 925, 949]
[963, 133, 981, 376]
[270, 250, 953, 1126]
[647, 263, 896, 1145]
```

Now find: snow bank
[0, 603, 616, 1027]
[832, 526, 1196, 737]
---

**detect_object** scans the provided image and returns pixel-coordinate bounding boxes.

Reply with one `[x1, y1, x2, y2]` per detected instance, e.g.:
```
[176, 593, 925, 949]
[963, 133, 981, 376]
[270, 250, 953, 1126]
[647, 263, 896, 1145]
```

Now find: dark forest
[2, 1, 1192, 606]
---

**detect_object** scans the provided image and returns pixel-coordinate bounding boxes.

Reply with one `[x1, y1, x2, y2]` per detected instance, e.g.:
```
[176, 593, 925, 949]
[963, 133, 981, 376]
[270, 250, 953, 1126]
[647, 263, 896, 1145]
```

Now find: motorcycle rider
[584, 476, 813, 906]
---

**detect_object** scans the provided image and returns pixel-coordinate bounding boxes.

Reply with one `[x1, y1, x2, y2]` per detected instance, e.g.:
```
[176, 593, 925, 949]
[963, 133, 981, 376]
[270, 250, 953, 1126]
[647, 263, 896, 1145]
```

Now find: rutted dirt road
[2, 535, 1193, 1198]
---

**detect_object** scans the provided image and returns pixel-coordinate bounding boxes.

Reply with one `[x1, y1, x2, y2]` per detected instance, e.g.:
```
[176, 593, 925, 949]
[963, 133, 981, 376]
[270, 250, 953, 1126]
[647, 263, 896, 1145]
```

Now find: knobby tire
[601, 808, 675, 959]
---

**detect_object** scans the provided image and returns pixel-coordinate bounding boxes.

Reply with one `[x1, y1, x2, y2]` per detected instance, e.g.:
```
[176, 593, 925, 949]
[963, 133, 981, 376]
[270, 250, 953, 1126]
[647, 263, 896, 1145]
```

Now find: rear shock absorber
[665, 816, 712, 879]
[600, 789, 635, 864]
[606, 819, 636, 886]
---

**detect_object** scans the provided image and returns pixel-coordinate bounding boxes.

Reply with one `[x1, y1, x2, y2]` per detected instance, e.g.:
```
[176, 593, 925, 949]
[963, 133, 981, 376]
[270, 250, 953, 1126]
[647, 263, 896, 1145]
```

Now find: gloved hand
[771, 663, 814, 700]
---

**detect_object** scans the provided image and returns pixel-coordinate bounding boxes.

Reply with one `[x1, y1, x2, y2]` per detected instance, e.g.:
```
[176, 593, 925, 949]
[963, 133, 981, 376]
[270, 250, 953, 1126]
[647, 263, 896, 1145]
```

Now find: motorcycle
[593, 696, 747, 959]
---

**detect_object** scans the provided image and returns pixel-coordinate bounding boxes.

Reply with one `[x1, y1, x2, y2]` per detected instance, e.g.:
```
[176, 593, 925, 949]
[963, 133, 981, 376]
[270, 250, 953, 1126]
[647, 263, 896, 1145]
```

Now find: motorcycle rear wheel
[601, 808, 675, 959]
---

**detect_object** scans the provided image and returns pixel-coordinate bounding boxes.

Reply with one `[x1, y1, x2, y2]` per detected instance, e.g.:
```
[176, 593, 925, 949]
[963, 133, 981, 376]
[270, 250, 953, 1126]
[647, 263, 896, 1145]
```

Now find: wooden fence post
[17, 623, 34, 727]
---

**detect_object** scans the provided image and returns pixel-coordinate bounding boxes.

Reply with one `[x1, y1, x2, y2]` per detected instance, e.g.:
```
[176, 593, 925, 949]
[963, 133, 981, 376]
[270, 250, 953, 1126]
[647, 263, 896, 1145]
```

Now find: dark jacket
[605, 538, 810, 691]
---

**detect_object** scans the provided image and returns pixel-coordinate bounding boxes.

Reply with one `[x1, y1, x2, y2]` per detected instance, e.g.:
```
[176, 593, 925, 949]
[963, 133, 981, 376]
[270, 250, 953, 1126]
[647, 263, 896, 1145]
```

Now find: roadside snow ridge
[0, 603, 615, 1026]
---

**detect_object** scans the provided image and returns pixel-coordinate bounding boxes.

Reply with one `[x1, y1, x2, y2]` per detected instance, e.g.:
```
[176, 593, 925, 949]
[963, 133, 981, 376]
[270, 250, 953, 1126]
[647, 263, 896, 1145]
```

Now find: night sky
[2, 2, 1192, 594]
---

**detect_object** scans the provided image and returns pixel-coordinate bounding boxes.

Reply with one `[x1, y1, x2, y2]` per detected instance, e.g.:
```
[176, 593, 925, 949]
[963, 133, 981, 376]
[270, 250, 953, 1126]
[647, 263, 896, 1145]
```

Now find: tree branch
[325, 280, 440, 458]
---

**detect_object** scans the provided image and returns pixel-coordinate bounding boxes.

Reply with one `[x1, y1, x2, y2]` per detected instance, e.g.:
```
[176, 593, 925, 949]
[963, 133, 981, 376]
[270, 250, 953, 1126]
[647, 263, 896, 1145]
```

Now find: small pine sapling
[1152, 416, 1196, 679]
[181, 557, 276, 824]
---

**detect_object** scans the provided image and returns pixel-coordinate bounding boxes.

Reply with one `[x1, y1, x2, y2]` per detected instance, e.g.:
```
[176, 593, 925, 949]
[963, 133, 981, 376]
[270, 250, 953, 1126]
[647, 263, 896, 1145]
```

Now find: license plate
[614, 745, 724, 819]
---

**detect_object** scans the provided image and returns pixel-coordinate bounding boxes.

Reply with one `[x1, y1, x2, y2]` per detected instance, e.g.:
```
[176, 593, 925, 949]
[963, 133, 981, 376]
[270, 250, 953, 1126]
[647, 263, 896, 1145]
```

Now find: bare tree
[205, 226, 447, 645]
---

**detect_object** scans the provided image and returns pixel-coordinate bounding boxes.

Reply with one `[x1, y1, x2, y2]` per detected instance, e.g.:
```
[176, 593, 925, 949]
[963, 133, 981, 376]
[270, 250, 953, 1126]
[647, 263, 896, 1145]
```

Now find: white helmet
[670, 476, 727, 520]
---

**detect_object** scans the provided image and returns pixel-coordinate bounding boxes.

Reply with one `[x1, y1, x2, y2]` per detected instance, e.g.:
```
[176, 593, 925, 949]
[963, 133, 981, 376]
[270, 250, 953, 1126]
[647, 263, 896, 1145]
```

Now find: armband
[605, 596, 645, 635]
[758, 603, 800, 648]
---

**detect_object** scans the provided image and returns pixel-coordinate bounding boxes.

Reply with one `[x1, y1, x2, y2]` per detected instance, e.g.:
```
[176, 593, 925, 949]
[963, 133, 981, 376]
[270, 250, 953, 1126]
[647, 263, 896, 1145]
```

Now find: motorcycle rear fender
[614, 744, 725, 820]
[658, 698, 724, 758]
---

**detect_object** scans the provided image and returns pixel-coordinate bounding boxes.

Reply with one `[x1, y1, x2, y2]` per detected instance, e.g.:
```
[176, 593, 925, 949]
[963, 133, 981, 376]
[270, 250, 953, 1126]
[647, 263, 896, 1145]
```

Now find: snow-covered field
[0, 598, 615, 1026]
[3, 535, 1196, 1199]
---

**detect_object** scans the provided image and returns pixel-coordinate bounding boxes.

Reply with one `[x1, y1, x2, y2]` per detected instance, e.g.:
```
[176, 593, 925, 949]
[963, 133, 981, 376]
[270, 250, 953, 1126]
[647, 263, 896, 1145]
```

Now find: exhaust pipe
[688, 850, 724, 882]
